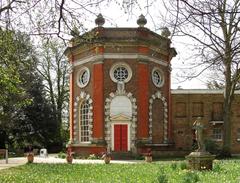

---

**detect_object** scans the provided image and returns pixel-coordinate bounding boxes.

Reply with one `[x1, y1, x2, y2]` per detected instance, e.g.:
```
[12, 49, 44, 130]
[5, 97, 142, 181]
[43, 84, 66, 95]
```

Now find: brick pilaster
[167, 68, 172, 142]
[69, 55, 74, 142]
[137, 63, 149, 139]
[92, 62, 104, 142]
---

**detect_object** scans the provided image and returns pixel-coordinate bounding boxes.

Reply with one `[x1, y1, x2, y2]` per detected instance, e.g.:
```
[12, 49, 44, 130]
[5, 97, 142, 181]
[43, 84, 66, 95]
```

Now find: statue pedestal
[186, 151, 215, 170]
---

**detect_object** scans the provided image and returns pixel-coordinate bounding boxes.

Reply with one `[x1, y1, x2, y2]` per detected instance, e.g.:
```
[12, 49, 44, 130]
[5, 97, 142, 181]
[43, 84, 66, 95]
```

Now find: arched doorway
[110, 96, 132, 152]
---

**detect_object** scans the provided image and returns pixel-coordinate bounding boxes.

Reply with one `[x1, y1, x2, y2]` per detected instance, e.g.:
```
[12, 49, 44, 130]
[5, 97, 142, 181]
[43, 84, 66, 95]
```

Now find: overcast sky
[1, 0, 210, 89]
[87, 2, 209, 89]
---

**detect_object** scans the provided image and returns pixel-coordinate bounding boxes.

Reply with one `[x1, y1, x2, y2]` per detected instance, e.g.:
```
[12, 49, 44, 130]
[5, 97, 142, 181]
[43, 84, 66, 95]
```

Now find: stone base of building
[186, 151, 216, 170]
[67, 142, 191, 159]
[67, 144, 106, 156]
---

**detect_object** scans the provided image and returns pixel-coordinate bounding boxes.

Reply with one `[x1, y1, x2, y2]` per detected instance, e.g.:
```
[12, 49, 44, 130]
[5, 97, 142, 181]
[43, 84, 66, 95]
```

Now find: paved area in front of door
[0, 155, 141, 170]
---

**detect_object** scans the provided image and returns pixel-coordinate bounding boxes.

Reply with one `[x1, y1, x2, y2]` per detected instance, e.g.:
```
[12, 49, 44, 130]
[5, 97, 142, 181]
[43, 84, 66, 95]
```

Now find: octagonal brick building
[65, 14, 177, 156]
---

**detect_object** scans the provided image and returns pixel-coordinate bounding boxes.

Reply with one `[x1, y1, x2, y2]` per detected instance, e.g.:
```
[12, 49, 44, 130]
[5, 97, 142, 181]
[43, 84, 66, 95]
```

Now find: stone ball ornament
[95, 13, 105, 27]
[137, 14, 147, 27]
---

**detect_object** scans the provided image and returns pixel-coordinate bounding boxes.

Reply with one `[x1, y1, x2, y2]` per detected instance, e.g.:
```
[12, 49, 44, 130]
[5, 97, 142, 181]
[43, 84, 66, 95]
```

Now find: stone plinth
[186, 151, 215, 170]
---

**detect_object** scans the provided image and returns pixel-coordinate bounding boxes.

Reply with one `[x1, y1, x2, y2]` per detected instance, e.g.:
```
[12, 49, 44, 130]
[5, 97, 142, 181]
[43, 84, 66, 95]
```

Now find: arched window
[79, 100, 90, 142]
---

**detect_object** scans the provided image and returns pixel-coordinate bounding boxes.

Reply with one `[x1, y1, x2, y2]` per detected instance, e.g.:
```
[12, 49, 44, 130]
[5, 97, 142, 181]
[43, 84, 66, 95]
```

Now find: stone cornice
[73, 53, 169, 67]
[67, 43, 170, 58]
[171, 89, 240, 94]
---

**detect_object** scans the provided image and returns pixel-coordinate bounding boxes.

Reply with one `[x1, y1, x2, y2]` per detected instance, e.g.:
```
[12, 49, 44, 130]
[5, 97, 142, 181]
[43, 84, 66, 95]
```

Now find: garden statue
[193, 117, 205, 152]
[186, 117, 215, 171]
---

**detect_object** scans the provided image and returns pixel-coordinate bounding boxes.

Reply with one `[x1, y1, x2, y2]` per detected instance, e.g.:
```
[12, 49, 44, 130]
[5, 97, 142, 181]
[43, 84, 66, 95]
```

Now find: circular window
[113, 66, 128, 82]
[110, 63, 132, 83]
[77, 67, 90, 88]
[152, 67, 164, 87]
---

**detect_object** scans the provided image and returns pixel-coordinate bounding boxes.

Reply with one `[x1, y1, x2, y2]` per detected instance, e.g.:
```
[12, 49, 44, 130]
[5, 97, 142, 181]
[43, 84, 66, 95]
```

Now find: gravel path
[0, 155, 140, 170]
[0, 157, 27, 170]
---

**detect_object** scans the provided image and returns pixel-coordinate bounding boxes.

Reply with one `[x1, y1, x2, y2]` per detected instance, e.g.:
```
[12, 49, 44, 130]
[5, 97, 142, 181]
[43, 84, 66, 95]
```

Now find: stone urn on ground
[145, 155, 152, 163]
[66, 154, 73, 164]
[186, 117, 215, 170]
[27, 153, 34, 163]
[144, 148, 152, 163]
[66, 149, 74, 164]
[102, 152, 111, 164]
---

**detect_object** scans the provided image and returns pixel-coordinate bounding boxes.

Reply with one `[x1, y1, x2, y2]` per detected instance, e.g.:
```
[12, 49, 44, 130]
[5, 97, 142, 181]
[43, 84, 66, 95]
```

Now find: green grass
[0, 160, 240, 183]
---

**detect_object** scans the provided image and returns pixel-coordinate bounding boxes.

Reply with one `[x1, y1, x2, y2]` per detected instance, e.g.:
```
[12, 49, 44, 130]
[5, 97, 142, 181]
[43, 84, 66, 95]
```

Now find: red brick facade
[69, 55, 75, 142]
[137, 63, 149, 139]
[65, 23, 240, 157]
[92, 63, 104, 141]
[172, 90, 240, 154]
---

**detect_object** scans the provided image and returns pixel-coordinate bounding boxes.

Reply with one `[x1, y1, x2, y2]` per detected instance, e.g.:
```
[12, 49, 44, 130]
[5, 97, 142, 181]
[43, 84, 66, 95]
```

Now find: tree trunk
[222, 98, 232, 157]
[221, 60, 234, 157]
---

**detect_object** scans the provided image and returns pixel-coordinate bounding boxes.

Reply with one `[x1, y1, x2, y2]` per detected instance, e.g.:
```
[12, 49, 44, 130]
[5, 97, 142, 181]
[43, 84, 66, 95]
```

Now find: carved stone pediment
[110, 113, 131, 121]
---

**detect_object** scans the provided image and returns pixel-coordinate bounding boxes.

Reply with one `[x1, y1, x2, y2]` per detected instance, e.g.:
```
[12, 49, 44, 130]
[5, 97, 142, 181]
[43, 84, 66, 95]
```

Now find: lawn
[0, 160, 240, 183]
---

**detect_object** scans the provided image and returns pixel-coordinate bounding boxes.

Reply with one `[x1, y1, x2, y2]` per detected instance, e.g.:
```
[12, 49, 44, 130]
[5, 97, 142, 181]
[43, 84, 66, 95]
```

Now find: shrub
[204, 139, 220, 155]
[218, 149, 232, 158]
[157, 169, 168, 183]
[179, 162, 187, 170]
[87, 154, 99, 160]
[170, 162, 177, 170]
[213, 163, 221, 172]
[135, 155, 144, 160]
[57, 152, 66, 159]
[157, 174, 168, 183]
[182, 171, 199, 183]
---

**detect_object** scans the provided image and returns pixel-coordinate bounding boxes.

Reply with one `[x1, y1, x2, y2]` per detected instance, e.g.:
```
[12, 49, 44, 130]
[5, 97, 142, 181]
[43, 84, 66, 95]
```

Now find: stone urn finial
[161, 27, 171, 38]
[137, 14, 147, 27]
[95, 13, 105, 27]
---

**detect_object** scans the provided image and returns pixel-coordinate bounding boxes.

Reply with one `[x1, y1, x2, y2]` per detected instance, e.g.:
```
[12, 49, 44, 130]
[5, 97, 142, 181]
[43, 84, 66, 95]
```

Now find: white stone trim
[105, 91, 137, 152]
[68, 63, 74, 74]
[149, 91, 168, 143]
[171, 89, 240, 94]
[73, 53, 168, 67]
[73, 91, 93, 144]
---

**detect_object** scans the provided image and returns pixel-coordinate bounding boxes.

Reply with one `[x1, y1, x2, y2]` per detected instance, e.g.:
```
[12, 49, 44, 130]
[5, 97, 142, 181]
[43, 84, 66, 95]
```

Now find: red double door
[114, 124, 128, 152]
